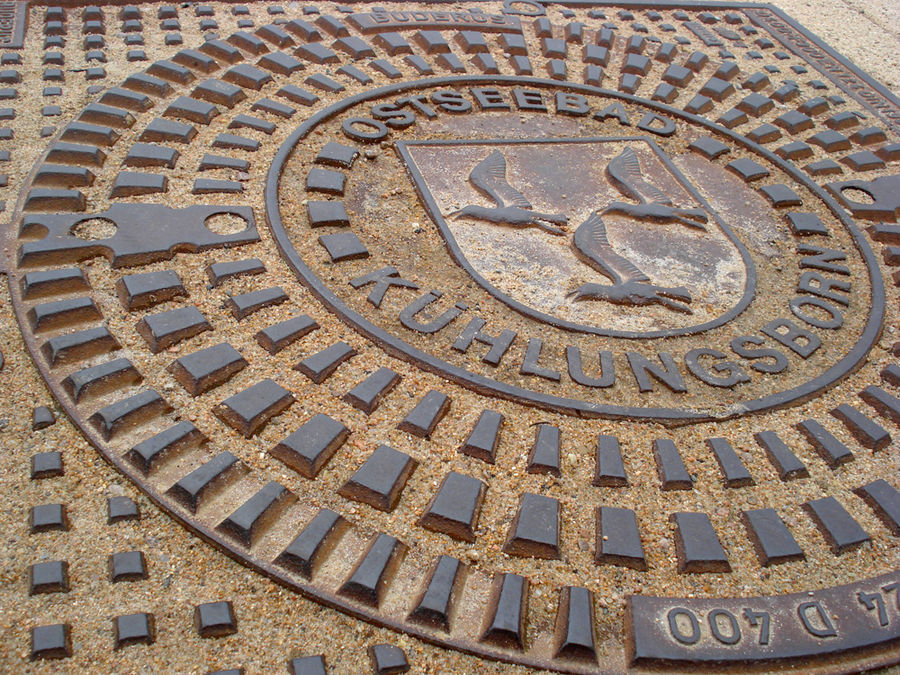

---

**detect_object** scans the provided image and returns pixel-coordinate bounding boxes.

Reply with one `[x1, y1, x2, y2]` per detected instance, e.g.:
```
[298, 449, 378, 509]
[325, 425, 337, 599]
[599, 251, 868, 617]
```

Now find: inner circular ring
[265, 75, 885, 422]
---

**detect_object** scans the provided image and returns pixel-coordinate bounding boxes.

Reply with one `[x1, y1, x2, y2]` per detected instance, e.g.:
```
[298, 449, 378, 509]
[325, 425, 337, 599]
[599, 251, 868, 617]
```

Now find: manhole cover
[3, 1, 899, 673]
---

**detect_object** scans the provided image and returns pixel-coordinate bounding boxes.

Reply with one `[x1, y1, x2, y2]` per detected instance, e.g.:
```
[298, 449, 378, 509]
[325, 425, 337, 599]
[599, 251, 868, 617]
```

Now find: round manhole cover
[4, 2, 899, 673]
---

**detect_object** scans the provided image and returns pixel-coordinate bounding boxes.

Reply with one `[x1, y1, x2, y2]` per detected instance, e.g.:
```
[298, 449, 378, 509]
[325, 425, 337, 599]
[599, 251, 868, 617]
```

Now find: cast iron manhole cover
[3, 1, 899, 673]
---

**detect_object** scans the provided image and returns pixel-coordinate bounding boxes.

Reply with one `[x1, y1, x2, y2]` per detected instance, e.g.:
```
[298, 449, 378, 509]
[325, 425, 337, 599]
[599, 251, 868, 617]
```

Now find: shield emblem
[397, 137, 755, 337]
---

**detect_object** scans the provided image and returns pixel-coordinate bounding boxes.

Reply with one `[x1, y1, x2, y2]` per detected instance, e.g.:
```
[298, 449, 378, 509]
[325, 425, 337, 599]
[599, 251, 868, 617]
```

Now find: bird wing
[606, 147, 672, 205]
[573, 212, 650, 284]
[468, 150, 533, 210]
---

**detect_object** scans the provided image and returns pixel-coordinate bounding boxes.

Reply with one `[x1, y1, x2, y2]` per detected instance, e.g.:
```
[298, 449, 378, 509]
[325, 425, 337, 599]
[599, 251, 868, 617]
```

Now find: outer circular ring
[266, 74, 885, 422]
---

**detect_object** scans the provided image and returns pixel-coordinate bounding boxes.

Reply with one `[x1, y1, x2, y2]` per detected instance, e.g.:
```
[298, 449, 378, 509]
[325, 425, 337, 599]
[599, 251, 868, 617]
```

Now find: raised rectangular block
[803, 497, 870, 554]
[270, 413, 348, 478]
[168, 343, 247, 396]
[295, 341, 356, 383]
[653, 439, 693, 490]
[167, 451, 239, 511]
[275, 509, 346, 579]
[338, 444, 417, 512]
[217, 481, 289, 547]
[397, 390, 450, 438]
[214, 379, 294, 438]
[504, 492, 560, 559]
[418, 471, 485, 542]
[256, 315, 318, 354]
[460, 410, 503, 463]
[670, 512, 730, 573]
[596, 506, 646, 570]
[343, 367, 399, 414]
[742, 508, 804, 565]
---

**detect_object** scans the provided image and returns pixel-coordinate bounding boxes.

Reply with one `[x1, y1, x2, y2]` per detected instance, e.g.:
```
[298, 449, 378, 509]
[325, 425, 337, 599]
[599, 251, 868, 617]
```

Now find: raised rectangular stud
[31, 451, 63, 479]
[595, 506, 646, 570]
[22, 268, 88, 299]
[214, 379, 294, 438]
[670, 512, 730, 573]
[831, 404, 891, 450]
[193, 78, 246, 108]
[653, 439, 693, 490]
[207, 258, 265, 287]
[229, 113, 275, 134]
[29, 560, 69, 594]
[217, 481, 290, 547]
[527, 424, 560, 475]
[338, 533, 405, 607]
[504, 493, 560, 559]
[127, 421, 203, 474]
[30, 503, 69, 533]
[225, 286, 288, 320]
[116, 269, 185, 310]
[742, 508, 804, 565]
[136, 306, 211, 353]
[255, 315, 318, 354]
[123, 142, 179, 168]
[31, 623, 72, 660]
[114, 612, 155, 649]
[213, 133, 259, 152]
[397, 390, 450, 438]
[278, 85, 318, 106]
[754, 430, 808, 480]
[706, 437, 753, 487]
[42, 326, 118, 365]
[109, 550, 147, 582]
[307, 200, 349, 227]
[89, 390, 169, 440]
[167, 451, 240, 512]
[168, 343, 247, 396]
[139, 118, 196, 143]
[29, 296, 100, 332]
[270, 413, 348, 478]
[460, 410, 503, 464]
[418, 471, 485, 542]
[62, 357, 140, 402]
[295, 341, 356, 383]
[338, 444, 417, 512]
[165, 95, 218, 124]
[318, 231, 367, 260]
[275, 508, 346, 579]
[860, 385, 900, 427]
[803, 497, 870, 554]
[481, 574, 528, 651]
[553, 586, 597, 662]
[408, 555, 466, 632]
[593, 434, 627, 486]
[797, 419, 854, 468]
[854, 479, 900, 535]
[343, 367, 400, 414]
[194, 601, 237, 638]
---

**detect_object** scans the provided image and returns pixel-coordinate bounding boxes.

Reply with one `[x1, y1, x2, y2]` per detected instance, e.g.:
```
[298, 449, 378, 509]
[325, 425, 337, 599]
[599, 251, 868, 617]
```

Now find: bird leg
[671, 208, 708, 230]
[534, 211, 569, 225]
[531, 212, 569, 235]
[567, 280, 694, 314]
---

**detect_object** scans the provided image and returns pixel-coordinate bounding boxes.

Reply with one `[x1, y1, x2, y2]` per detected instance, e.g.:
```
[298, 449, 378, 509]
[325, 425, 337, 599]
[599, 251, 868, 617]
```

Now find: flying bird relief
[450, 149, 569, 234]
[453, 146, 711, 315]
[567, 147, 709, 314]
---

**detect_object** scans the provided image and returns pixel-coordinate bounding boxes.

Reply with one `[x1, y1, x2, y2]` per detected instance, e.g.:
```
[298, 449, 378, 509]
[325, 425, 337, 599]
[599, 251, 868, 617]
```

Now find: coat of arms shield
[397, 137, 755, 337]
